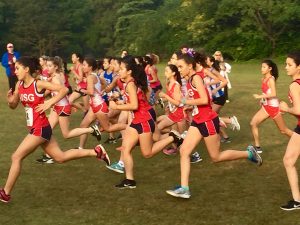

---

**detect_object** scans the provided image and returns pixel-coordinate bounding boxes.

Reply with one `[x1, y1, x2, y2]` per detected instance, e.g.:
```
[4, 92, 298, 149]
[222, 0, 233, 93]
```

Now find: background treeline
[0, 0, 299, 60]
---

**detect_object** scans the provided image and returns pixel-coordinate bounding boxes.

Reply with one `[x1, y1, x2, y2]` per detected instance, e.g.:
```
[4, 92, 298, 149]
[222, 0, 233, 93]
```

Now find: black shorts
[148, 108, 157, 122]
[191, 117, 220, 137]
[130, 119, 155, 134]
[294, 125, 300, 135]
[74, 88, 87, 96]
[213, 95, 226, 106]
[30, 124, 52, 141]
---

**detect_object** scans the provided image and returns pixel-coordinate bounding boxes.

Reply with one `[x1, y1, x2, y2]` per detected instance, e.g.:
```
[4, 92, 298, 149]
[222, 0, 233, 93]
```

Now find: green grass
[0, 62, 299, 225]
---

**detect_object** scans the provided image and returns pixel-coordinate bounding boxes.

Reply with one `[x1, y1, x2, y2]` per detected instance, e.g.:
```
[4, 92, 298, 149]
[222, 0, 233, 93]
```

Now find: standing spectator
[1, 43, 20, 92]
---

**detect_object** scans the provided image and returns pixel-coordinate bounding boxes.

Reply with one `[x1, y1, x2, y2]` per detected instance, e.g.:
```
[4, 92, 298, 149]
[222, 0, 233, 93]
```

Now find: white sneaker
[230, 116, 240, 131]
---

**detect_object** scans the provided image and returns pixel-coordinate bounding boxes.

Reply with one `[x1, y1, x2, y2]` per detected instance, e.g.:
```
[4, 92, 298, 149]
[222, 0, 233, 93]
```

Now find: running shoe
[163, 147, 178, 155]
[106, 162, 125, 174]
[0, 189, 11, 203]
[221, 137, 231, 143]
[91, 124, 101, 141]
[190, 152, 203, 163]
[36, 155, 54, 164]
[104, 137, 117, 144]
[247, 145, 263, 166]
[169, 130, 183, 146]
[255, 146, 262, 154]
[157, 98, 165, 109]
[94, 144, 110, 166]
[230, 116, 240, 131]
[280, 200, 300, 211]
[115, 179, 136, 189]
[166, 186, 191, 199]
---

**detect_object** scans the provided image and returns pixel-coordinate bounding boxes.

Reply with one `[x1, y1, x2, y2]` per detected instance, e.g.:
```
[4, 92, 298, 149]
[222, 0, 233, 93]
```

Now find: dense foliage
[0, 0, 299, 60]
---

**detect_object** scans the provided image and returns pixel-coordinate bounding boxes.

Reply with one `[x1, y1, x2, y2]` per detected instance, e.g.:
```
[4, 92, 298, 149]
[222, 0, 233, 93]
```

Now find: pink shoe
[0, 189, 11, 203]
[94, 144, 110, 166]
[163, 147, 178, 155]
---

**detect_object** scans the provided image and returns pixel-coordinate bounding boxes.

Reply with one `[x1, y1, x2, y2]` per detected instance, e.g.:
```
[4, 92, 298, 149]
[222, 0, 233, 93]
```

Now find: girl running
[166, 54, 262, 199]
[251, 60, 293, 153]
[279, 51, 300, 210]
[156, 64, 185, 138]
[36, 57, 101, 164]
[68, 53, 89, 113]
[109, 56, 183, 189]
[78, 57, 127, 149]
[0, 56, 110, 203]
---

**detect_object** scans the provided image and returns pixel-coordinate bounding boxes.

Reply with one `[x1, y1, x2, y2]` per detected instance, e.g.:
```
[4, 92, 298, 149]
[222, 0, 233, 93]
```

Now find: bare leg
[283, 133, 300, 201]
[250, 108, 269, 147]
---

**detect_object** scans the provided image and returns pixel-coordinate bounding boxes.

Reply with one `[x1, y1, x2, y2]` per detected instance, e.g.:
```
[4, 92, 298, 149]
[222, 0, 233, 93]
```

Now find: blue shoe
[106, 162, 125, 174]
[190, 152, 202, 163]
[166, 186, 191, 199]
[247, 145, 263, 166]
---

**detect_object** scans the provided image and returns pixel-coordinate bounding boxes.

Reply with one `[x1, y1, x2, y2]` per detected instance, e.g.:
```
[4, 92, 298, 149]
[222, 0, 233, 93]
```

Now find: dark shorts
[152, 84, 162, 93]
[294, 125, 300, 135]
[148, 108, 157, 122]
[74, 88, 87, 96]
[191, 116, 220, 137]
[213, 95, 226, 106]
[130, 119, 155, 134]
[30, 124, 52, 141]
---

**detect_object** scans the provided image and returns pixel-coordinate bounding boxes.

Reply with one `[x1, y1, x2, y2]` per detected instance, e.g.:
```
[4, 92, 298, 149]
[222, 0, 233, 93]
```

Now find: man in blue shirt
[1, 43, 20, 92]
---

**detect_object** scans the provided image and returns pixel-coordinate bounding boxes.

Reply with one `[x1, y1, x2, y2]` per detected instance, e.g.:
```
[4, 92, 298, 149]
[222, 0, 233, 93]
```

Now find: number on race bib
[25, 107, 33, 126]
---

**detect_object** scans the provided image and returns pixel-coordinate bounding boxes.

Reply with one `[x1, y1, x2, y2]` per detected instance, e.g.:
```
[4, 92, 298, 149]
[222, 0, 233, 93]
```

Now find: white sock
[118, 161, 124, 167]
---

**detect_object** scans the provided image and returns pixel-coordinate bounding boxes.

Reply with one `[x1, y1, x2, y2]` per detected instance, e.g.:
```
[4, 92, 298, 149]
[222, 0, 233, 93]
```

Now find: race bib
[192, 106, 199, 116]
[25, 107, 33, 126]
[168, 102, 176, 113]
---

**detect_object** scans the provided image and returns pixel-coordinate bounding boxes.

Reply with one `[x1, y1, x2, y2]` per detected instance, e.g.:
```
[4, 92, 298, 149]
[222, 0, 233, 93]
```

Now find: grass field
[0, 61, 300, 225]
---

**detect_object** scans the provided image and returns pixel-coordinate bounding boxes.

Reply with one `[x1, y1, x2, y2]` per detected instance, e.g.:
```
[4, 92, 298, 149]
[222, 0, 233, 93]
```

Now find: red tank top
[166, 81, 183, 113]
[288, 79, 300, 126]
[74, 63, 87, 89]
[186, 75, 217, 123]
[124, 80, 152, 124]
[19, 80, 49, 129]
[145, 65, 161, 88]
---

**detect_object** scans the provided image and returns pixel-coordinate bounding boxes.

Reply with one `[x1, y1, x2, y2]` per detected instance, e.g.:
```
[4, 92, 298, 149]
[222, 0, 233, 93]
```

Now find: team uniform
[102, 70, 115, 104]
[19, 80, 52, 141]
[187, 74, 219, 137]
[260, 76, 280, 119]
[209, 68, 226, 106]
[124, 80, 155, 134]
[166, 82, 184, 123]
[74, 64, 87, 96]
[288, 79, 300, 134]
[89, 72, 109, 114]
[145, 65, 162, 93]
[40, 69, 49, 81]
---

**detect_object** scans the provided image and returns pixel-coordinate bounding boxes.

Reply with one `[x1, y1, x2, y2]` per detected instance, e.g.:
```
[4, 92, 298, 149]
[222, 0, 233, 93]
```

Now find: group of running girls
[1, 48, 300, 211]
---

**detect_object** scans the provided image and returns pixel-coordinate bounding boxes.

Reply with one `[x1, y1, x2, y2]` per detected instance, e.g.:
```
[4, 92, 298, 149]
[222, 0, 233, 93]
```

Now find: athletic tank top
[124, 79, 152, 124]
[209, 68, 224, 99]
[51, 74, 69, 107]
[288, 79, 300, 126]
[187, 75, 217, 123]
[89, 73, 105, 107]
[145, 65, 161, 88]
[19, 80, 49, 129]
[261, 76, 279, 107]
[74, 63, 87, 89]
[166, 81, 183, 113]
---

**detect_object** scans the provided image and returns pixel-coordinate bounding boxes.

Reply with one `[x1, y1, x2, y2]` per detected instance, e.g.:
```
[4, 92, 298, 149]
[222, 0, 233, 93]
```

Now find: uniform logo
[20, 94, 35, 102]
